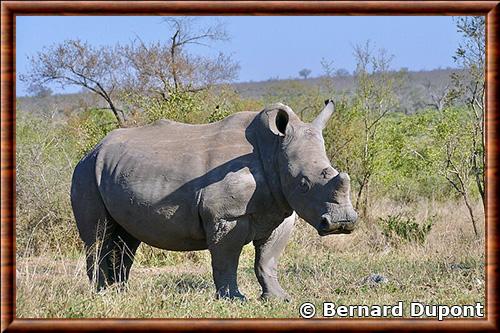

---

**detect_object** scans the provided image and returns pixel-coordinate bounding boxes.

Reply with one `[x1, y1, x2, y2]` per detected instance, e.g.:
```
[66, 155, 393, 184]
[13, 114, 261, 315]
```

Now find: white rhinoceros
[71, 100, 358, 300]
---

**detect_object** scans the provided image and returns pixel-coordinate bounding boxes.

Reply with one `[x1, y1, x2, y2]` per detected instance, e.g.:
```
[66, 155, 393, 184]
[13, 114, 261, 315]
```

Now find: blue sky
[16, 16, 463, 96]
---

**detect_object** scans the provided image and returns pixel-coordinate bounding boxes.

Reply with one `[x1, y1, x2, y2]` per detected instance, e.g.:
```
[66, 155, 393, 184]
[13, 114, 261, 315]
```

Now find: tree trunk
[355, 179, 365, 212]
[471, 116, 485, 209]
[445, 172, 479, 237]
[462, 189, 479, 237]
[356, 130, 370, 215]
[355, 175, 370, 220]
[107, 99, 124, 127]
[363, 181, 370, 221]
[171, 31, 179, 91]
[474, 165, 485, 208]
[94, 82, 124, 127]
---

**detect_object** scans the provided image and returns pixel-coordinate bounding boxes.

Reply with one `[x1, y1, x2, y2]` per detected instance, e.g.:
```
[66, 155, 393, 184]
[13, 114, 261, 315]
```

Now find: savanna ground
[17, 198, 484, 318]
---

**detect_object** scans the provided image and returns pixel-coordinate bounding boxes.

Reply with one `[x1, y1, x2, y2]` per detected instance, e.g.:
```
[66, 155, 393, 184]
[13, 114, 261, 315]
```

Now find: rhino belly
[98, 169, 208, 251]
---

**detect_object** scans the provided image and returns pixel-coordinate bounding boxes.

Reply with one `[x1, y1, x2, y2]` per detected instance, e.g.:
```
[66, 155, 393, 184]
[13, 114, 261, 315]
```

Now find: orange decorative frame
[1, 1, 498, 332]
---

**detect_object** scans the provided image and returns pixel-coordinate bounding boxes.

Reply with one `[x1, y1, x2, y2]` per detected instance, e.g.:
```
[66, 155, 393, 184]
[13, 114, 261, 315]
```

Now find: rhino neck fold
[251, 118, 292, 216]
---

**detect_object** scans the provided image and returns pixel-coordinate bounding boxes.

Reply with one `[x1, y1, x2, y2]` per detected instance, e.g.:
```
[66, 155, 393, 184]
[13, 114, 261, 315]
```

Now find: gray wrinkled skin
[71, 101, 358, 300]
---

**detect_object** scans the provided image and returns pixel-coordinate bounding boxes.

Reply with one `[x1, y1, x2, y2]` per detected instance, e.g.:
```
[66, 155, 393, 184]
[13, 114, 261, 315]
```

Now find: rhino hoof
[261, 292, 291, 302]
[229, 292, 247, 302]
[216, 289, 247, 301]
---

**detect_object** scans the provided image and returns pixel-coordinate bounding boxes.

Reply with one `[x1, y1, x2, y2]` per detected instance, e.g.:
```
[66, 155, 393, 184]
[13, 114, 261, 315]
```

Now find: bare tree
[21, 39, 126, 126]
[122, 17, 239, 101]
[352, 41, 400, 219]
[335, 68, 350, 77]
[423, 79, 450, 112]
[431, 16, 485, 237]
[443, 136, 479, 236]
[458, 16, 485, 207]
[320, 58, 336, 92]
[27, 84, 53, 98]
[447, 16, 485, 208]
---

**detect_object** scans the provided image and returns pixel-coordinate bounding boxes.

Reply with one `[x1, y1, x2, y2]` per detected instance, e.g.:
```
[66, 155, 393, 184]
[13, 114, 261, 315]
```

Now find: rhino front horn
[312, 100, 335, 130]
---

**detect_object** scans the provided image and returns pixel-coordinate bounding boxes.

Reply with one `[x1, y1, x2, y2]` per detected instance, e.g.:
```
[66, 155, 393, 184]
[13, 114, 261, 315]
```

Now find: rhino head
[266, 100, 358, 235]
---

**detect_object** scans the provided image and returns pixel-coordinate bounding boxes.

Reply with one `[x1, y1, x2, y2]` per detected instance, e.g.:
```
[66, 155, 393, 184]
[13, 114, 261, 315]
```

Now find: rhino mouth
[318, 228, 353, 236]
[317, 218, 355, 236]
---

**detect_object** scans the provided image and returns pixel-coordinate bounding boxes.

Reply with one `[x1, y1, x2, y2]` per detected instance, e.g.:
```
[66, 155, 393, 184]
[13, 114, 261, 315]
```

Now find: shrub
[126, 90, 203, 125]
[16, 111, 82, 257]
[207, 106, 231, 123]
[74, 108, 118, 157]
[378, 213, 434, 245]
[204, 86, 262, 123]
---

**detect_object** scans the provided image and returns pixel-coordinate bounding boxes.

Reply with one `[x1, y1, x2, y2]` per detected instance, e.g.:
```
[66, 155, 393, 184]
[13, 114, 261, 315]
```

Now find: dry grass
[16, 199, 485, 319]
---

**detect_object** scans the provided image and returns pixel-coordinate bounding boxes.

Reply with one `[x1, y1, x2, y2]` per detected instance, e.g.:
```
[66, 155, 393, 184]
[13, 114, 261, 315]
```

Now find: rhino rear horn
[312, 100, 335, 130]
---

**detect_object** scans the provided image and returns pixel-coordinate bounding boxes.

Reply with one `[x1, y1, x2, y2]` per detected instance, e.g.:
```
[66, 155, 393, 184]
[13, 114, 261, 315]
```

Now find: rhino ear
[265, 103, 296, 137]
[275, 109, 289, 136]
[312, 100, 335, 130]
[266, 106, 291, 137]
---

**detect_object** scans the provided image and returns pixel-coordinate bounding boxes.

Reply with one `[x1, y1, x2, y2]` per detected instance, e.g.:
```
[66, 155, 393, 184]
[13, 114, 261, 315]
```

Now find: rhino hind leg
[81, 213, 141, 291]
[108, 224, 141, 287]
[83, 215, 116, 290]
[72, 159, 140, 291]
[253, 213, 295, 301]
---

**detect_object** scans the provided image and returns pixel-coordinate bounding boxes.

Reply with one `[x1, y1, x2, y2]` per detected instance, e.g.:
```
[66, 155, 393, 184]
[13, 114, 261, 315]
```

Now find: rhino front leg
[208, 217, 250, 300]
[253, 213, 295, 301]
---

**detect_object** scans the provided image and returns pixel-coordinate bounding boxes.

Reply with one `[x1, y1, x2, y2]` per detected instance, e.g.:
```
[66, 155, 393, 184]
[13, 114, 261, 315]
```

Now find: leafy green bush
[75, 108, 118, 157]
[204, 86, 262, 123]
[378, 214, 434, 245]
[432, 106, 482, 200]
[16, 111, 82, 257]
[207, 106, 231, 123]
[373, 110, 448, 202]
[126, 90, 203, 124]
[323, 98, 363, 174]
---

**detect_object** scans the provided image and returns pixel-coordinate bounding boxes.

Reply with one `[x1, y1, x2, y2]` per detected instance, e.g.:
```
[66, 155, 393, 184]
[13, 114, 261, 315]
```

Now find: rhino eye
[321, 167, 334, 179]
[299, 177, 311, 193]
